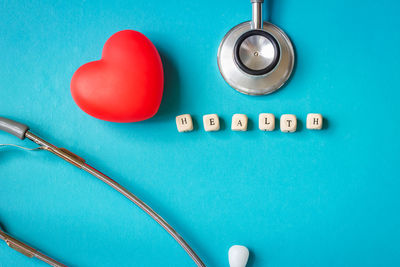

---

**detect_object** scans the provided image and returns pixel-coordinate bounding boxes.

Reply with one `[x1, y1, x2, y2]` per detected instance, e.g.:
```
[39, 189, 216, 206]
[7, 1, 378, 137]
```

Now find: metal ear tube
[0, 225, 67, 267]
[0, 117, 206, 267]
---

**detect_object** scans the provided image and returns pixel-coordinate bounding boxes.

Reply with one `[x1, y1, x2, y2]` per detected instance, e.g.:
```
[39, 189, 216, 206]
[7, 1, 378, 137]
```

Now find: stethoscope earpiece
[218, 0, 295, 95]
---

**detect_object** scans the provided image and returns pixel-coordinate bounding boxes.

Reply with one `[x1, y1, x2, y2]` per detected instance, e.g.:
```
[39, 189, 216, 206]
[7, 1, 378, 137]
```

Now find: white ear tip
[228, 245, 250, 267]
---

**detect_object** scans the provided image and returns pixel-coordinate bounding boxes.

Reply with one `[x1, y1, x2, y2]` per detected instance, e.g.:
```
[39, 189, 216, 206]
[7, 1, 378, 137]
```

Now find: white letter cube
[259, 113, 275, 131]
[307, 113, 323, 130]
[176, 114, 193, 132]
[280, 114, 297, 132]
[203, 114, 220, 132]
[231, 114, 248, 131]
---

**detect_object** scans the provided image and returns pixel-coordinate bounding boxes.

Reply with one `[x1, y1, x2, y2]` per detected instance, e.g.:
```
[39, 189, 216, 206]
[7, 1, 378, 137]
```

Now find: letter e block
[203, 114, 220, 132]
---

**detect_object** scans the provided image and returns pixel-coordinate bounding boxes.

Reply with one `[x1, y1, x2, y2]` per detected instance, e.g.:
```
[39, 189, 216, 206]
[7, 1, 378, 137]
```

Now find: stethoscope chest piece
[218, 0, 295, 95]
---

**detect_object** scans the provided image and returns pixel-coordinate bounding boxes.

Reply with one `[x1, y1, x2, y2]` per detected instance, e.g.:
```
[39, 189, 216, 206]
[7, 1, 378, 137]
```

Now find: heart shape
[71, 30, 164, 122]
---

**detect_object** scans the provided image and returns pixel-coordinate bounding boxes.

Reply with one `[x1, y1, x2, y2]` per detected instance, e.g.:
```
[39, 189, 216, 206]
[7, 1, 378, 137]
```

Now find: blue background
[1, 0, 399, 266]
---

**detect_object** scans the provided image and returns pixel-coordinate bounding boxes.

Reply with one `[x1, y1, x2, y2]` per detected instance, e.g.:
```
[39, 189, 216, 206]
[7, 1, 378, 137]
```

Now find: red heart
[71, 30, 164, 122]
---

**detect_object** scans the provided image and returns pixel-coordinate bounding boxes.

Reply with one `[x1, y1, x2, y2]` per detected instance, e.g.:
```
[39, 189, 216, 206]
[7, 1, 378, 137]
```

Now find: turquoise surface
[1, 0, 400, 266]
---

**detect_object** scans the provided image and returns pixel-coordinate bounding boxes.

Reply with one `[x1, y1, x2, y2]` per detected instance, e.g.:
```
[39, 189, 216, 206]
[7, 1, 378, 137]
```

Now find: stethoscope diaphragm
[234, 29, 280, 76]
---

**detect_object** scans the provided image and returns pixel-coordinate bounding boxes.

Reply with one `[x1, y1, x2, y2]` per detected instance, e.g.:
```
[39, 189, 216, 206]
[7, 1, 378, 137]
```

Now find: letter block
[176, 114, 194, 132]
[280, 114, 297, 132]
[232, 114, 248, 131]
[307, 113, 323, 130]
[259, 113, 275, 131]
[203, 114, 220, 132]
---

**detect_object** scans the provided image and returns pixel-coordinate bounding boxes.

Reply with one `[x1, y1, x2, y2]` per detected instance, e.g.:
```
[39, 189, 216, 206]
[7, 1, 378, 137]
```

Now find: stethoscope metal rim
[218, 21, 295, 96]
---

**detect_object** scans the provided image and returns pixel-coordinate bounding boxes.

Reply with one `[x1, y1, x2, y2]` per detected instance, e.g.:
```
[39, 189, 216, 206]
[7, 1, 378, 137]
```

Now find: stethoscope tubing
[0, 115, 205, 267]
[24, 131, 206, 267]
[82, 162, 206, 267]
[0, 228, 67, 267]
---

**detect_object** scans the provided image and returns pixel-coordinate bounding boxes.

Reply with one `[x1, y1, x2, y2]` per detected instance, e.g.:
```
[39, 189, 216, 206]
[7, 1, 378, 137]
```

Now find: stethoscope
[0, 117, 206, 267]
[218, 0, 295, 95]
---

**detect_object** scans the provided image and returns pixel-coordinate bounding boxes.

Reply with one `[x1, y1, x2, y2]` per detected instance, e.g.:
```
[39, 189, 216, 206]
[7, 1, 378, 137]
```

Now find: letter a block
[232, 114, 248, 131]
[176, 114, 194, 132]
